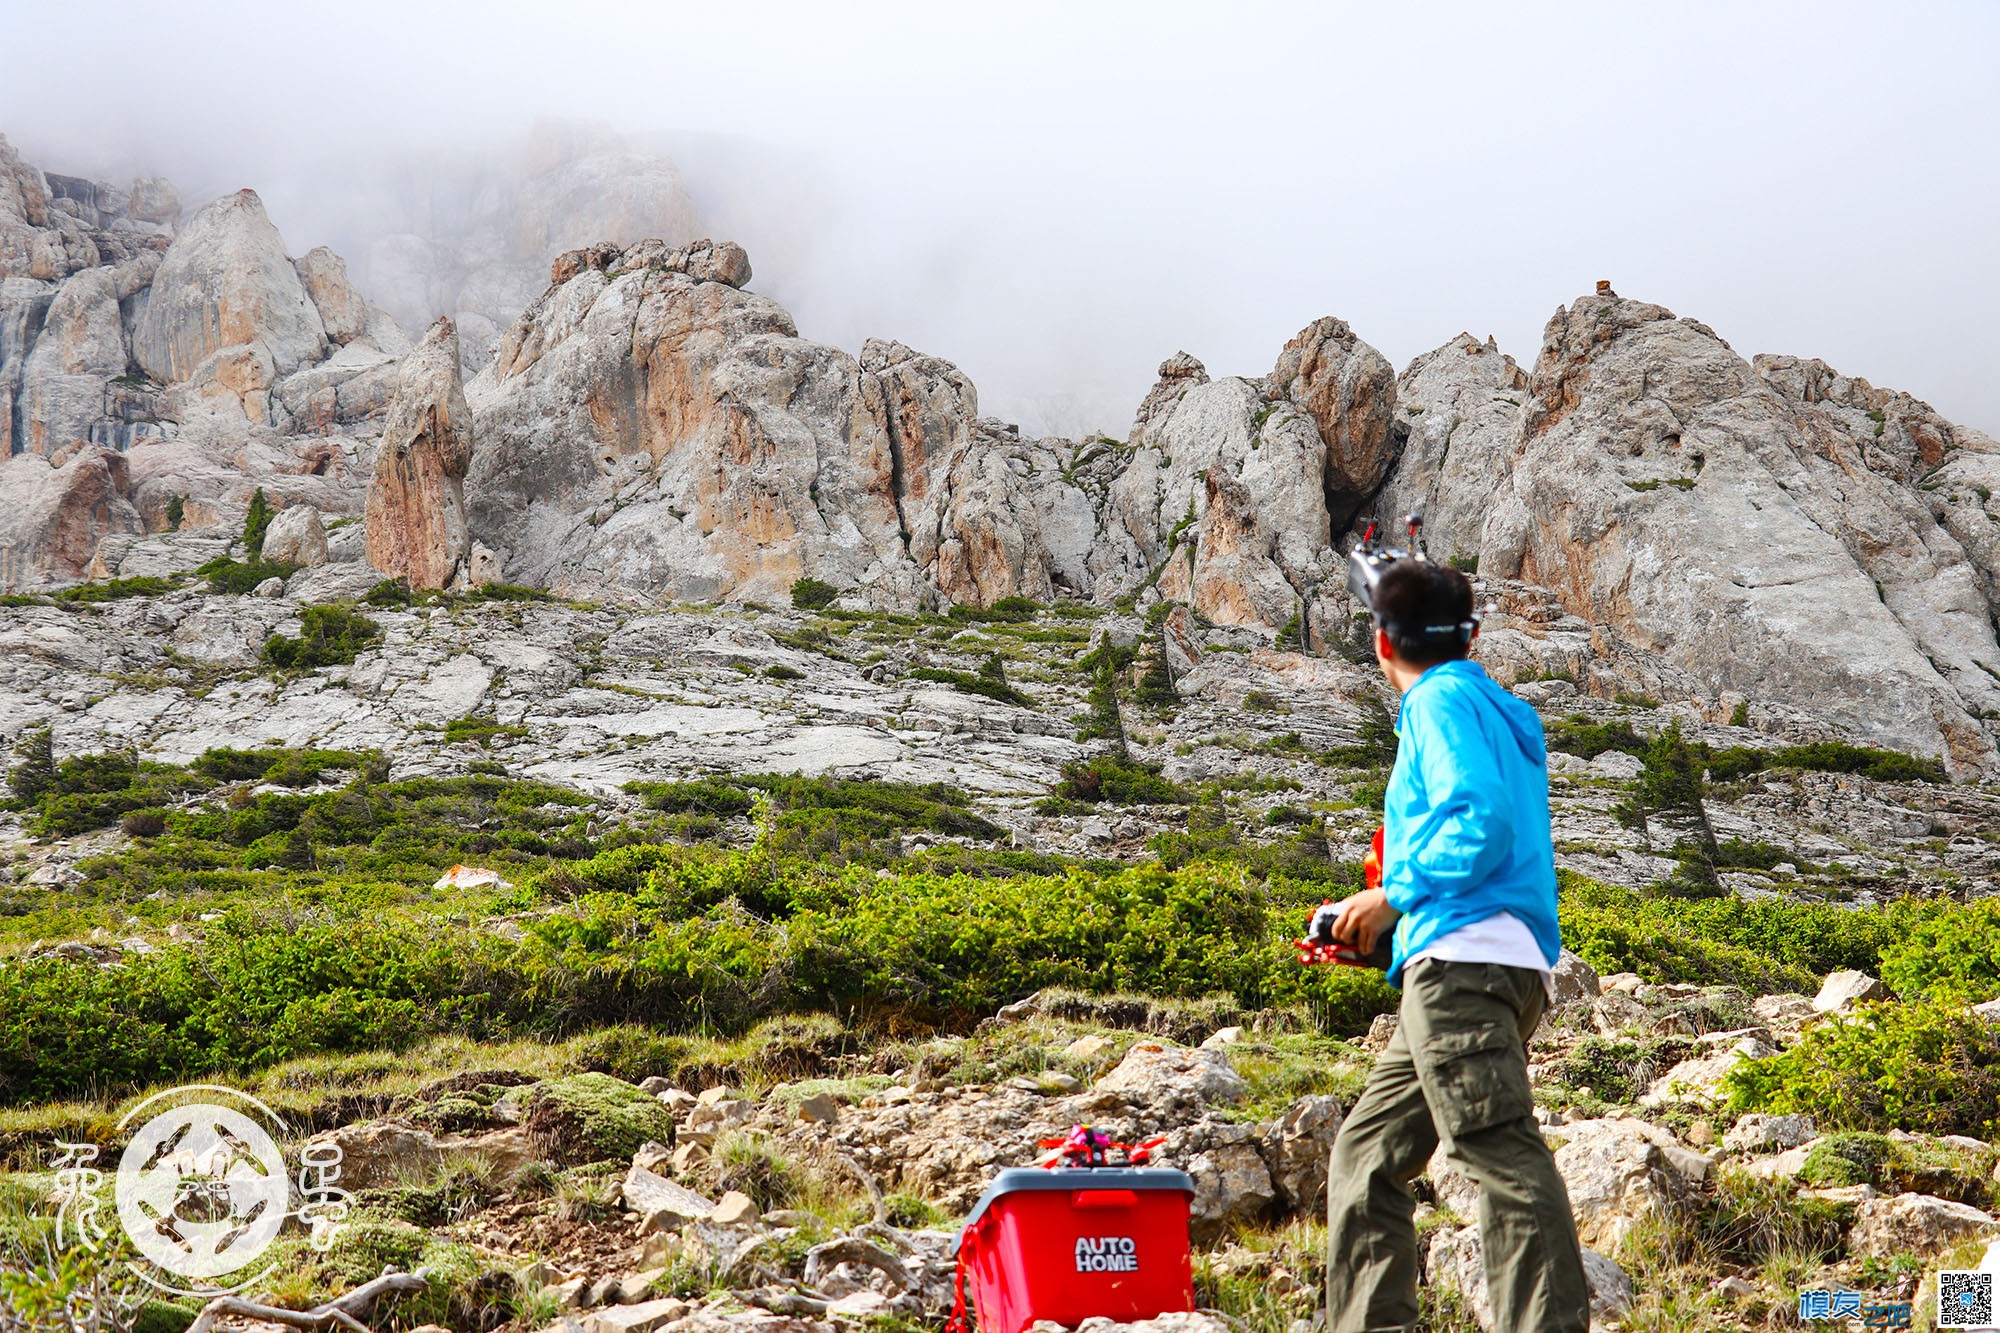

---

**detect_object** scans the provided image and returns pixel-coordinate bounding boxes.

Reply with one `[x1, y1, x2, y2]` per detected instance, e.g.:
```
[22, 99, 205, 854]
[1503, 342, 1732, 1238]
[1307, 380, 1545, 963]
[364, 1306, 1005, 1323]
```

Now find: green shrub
[1712, 838, 1790, 870]
[1275, 608, 1305, 652]
[243, 487, 273, 557]
[523, 1073, 677, 1164]
[460, 582, 553, 603]
[1132, 640, 1177, 709]
[947, 596, 1038, 624]
[1880, 899, 2000, 1003]
[443, 717, 529, 747]
[1545, 716, 1645, 759]
[1704, 740, 1945, 785]
[1558, 872, 1898, 993]
[9, 726, 56, 805]
[1725, 1001, 2000, 1136]
[906, 667, 1034, 707]
[363, 577, 416, 608]
[193, 746, 374, 786]
[51, 575, 182, 604]
[199, 556, 300, 595]
[791, 577, 838, 611]
[1054, 756, 1189, 805]
[764, 664, 805, 681]
[264, 605, 382, 669]
[25, 751, 213, 837]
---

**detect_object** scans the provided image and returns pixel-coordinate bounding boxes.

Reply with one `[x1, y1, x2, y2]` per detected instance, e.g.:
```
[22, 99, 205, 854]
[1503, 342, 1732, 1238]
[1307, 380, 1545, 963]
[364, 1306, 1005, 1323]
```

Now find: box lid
[955, 1167, 1195, 1251]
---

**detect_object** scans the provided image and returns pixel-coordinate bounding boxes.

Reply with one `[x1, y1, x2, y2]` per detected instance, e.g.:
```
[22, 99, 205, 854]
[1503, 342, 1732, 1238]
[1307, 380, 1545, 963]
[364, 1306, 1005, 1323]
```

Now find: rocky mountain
[4, 134, 2000, 774]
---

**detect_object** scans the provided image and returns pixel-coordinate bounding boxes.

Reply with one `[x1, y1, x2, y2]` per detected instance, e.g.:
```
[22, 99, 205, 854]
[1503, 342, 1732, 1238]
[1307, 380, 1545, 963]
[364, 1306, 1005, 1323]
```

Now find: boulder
[578, 1298, 691, 1333]
[621, 1164, 717, 1227]
[294, 246, 372, 346]
[1547, 1118, 1707, 1253]
[1261, 1094, 1345, 1212]
[302, 1119, 532, 1190]
[260, 505, 327, 566]
[1722, 1113, 1818, 1154]
[1590, 990, 1649, 1037]
[1095, 1043, 1247, 1105]
[1750, 992, 1820, 1041]
[1639, 1036, 1776, 1108]
[1814, 970, 1888, 1013]
[133, 189, 327, 382]
[367, 317, 472, 590]
[711, 1190, 759, 1225]
[1425, 1224, 1634, 1332]
[0, 447, 141, 591]
[1548, 949, 1602, 1008]
[1848, 1192, 1998, 1258]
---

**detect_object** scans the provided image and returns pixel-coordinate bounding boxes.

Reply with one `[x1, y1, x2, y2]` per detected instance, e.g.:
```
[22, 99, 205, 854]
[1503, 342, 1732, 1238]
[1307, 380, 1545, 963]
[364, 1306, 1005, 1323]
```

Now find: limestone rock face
[1371, 333, 1528, 562]
[1104, 378, 1337, 628]
[1478, 293, 2000, 772]
[367, 318, 472, 589]
[1269, 316, 1399, 529]
[469, 244, 919, 604]
[0, 447, 143, 589]
[17, 268, 128, 456]
[133, 189, 327, 383]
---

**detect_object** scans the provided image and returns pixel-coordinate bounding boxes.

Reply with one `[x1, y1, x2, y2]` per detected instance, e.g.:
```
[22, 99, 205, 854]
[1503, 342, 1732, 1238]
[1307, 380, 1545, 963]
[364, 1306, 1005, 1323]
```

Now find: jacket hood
[1413, 660, 1547, 766]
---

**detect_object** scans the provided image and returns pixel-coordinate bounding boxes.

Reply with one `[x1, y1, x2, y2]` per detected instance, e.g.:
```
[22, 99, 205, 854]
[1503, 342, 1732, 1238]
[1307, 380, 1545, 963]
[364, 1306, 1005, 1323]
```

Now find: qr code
[1940, 1270, 1994, 1328]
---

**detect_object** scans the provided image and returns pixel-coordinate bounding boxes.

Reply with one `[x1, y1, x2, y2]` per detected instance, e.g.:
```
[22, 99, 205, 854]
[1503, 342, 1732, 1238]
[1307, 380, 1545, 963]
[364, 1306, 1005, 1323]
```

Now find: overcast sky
[5, 0, 1996, 434]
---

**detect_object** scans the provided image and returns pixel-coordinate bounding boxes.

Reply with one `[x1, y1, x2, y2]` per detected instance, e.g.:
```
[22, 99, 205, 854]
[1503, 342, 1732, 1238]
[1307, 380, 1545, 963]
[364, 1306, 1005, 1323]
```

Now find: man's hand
[1331, 887, 1399, 956]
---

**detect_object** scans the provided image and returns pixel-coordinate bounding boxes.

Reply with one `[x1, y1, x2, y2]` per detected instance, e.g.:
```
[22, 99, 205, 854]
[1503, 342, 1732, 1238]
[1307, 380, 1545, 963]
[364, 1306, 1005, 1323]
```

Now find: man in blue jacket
[1321, 559, 1589, 1333]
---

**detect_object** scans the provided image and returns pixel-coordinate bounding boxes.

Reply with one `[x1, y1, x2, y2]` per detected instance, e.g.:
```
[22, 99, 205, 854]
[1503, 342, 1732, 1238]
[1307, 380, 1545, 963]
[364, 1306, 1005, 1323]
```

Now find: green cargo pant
[1324, 959, 1589, 1333]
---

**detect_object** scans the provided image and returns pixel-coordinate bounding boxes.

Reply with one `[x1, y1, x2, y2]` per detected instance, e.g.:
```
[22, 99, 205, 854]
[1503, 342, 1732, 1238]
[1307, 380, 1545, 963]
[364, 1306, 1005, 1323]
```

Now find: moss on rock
[523, 1072, 675, 1165]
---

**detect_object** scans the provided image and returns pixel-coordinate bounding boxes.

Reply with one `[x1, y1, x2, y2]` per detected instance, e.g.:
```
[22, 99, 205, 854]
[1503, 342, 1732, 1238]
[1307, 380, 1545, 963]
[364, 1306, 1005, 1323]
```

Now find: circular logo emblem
[113, 1088, 290, 1288]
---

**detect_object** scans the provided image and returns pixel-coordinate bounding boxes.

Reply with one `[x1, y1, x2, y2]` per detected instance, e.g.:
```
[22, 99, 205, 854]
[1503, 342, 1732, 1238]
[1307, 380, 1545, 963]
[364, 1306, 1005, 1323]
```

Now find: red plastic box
[955, 1168, 1196, 1333]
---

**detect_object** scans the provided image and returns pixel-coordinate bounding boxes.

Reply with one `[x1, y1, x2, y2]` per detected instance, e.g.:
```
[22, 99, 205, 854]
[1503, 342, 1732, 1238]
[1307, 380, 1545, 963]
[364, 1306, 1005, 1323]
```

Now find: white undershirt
[1407, 911, 1554, 991]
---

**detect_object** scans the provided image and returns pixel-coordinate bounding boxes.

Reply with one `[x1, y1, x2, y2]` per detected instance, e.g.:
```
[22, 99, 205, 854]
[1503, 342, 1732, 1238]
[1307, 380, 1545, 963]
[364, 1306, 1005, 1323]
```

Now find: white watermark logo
[53, 1084, 351, 1298]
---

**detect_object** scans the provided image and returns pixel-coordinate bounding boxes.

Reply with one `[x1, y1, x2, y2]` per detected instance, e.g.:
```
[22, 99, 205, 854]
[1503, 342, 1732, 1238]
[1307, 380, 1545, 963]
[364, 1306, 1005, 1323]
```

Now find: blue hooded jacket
[1378, 659, 1561, 987]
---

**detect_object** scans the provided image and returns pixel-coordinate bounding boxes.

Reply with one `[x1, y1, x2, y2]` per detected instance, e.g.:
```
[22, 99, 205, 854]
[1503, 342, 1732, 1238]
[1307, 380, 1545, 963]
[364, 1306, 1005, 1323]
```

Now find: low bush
[198, 556, 300, 595]
[1878, 898, 2000, 1003]
[264, 605, 382, 669]
[442, 717, 529, 747]
[1558, 872, 1899, 993]
[1054, 756, 1189, 805]
[192, 746, 374, 787]
[1725, 1000, 2000, 1137]
[790, 577, 838, 611]
[946, 595, 1039, 623]
[906, 666, 1035, 707]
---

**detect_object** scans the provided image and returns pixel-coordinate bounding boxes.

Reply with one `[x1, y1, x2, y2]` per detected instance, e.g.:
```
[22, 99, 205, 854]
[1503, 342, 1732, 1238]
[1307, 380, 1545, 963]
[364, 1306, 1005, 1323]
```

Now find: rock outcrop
[133, 189, 328, 385]
[367, 318, 473, 589]
[1473, 293, 2000, 772]
[7, 127, 2000, 773]
[0, 140, 403, 592]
